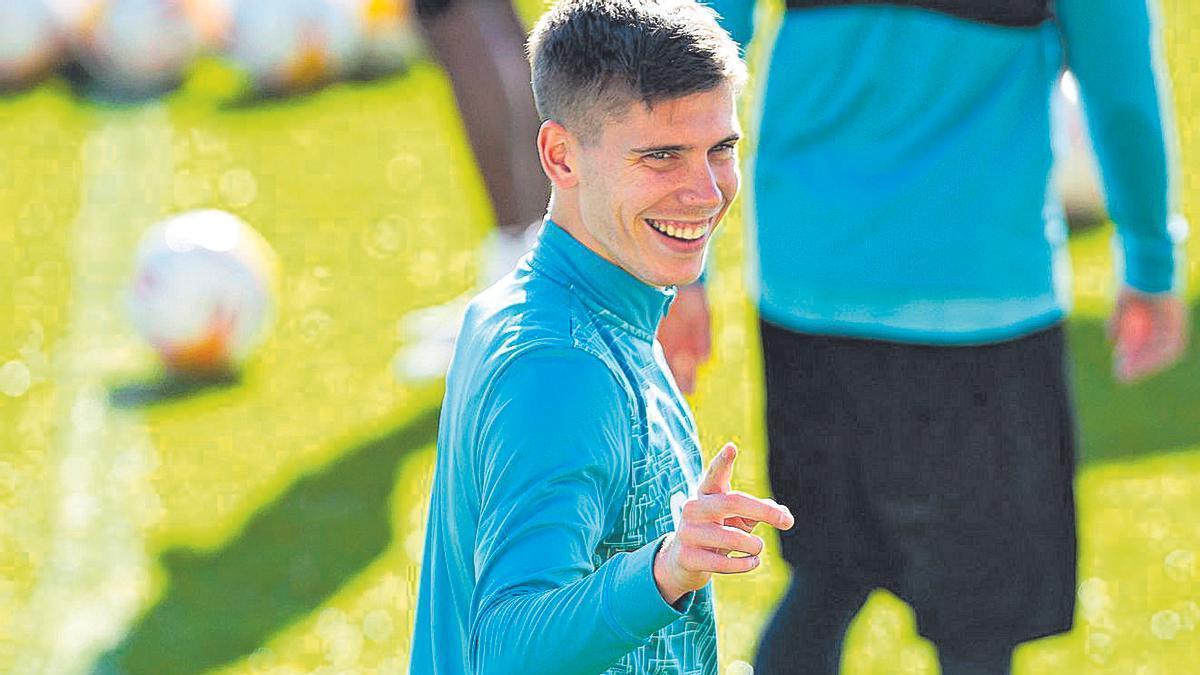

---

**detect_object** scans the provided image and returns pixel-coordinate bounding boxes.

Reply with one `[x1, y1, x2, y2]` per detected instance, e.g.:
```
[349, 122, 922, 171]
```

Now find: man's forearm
[1059, 0, 1179, 292]
[470, 539, 685, 674]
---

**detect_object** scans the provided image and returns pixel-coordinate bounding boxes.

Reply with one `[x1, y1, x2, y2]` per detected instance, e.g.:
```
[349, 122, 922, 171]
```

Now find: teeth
[648, 219, 708, 241]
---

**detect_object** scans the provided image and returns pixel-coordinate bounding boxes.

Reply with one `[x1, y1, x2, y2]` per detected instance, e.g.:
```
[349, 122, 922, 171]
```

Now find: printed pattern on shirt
[589, 352, 718, 675]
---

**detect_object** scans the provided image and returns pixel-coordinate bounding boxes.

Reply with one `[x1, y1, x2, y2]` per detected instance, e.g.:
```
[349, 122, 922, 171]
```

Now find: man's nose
[679, 160, 723, 210]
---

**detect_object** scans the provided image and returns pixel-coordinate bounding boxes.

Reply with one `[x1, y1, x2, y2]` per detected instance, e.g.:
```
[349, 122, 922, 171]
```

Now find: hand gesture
[1109, 287, 1188, 383]
[653, 443, 794, 604]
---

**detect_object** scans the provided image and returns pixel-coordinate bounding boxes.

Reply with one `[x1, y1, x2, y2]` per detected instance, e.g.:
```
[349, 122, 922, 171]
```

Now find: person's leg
[755, 320, 889, 674]
[417, 0, 547, 235]
[937, 642, 1015, 675]
[395, 0, 548, 381]
[754, 570, 872, 675]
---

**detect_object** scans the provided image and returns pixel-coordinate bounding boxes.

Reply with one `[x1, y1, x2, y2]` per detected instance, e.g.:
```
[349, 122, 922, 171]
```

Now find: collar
[527, 219, 676, 341]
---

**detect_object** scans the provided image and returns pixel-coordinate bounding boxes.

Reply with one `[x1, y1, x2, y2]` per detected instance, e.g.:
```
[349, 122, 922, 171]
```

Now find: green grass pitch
[1, 2, 1199, 672]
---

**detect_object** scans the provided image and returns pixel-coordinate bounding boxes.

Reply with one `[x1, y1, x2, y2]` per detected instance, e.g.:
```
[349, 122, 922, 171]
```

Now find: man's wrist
[652, 534, 689, 606]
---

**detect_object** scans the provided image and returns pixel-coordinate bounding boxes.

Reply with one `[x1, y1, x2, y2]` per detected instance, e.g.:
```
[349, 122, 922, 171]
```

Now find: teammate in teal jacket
[656, 0, 1187, 673]
[409, 1, 794, 672]
[699, 0, 1184, 343]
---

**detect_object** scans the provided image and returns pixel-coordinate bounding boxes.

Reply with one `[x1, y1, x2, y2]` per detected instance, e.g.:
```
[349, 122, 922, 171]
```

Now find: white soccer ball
[0, 0, 67, 90]
[127, 210, 279, 376]
[71, 0, 202, 96]
[227, 0, 359, 93]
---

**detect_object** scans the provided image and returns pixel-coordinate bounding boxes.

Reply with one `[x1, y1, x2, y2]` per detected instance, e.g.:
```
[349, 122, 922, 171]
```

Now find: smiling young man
[408, 1, 794, 673]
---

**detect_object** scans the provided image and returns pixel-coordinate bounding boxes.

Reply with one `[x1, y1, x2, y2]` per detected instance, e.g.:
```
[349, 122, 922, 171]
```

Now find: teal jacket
[707, 0, 1183, 343]
[410, 221, 718, 674]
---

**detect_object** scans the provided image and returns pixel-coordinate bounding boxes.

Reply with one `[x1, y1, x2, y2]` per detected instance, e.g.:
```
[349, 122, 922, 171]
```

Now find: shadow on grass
[1069, 301, 1200, 467]
[91, 403, 441, 675]
[218, 64, 412, 111]
[83, 303, 1195, 674]
[109, 372, 242, 409]
[57, 61, 184, 107]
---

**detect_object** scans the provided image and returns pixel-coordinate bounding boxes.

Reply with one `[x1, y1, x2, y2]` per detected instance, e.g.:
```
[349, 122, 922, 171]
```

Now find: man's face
[571, 84, 740, 288]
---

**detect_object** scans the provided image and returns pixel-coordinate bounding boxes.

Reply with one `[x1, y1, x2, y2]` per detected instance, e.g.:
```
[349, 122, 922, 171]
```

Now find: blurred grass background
[0, 0, 1198, 673]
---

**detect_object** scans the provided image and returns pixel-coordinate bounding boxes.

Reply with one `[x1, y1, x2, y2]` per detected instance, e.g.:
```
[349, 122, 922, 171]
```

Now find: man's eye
[711, 143, 736, 156]
[646, 151, 674, 161]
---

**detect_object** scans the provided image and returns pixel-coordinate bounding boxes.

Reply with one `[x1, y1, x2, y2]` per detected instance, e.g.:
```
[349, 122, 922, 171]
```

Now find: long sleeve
[1057, 0, 1185, 293]
[468, 347, 689, 674]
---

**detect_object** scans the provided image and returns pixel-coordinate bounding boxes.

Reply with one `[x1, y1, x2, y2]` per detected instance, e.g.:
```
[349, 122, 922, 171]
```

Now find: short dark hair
[527, 0, 746, 142]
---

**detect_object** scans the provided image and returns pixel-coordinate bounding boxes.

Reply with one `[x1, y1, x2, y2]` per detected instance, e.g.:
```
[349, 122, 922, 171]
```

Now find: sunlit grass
[0, 1, 1198, 672]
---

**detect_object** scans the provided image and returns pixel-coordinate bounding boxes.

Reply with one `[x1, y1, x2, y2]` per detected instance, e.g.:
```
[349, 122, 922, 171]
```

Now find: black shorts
[760, 320, 1077, 648]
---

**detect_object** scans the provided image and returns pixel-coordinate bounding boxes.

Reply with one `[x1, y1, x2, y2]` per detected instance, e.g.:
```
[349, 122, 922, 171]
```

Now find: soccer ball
[0, 0, 67, 91]
[334, 0, 422, 77]
[127, 210, 279, 376]
[226, 0, 359, 94]
[71, 0, 202, 96]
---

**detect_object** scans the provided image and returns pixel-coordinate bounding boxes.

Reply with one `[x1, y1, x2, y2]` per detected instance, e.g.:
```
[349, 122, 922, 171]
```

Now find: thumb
[698, 443, 737, 495]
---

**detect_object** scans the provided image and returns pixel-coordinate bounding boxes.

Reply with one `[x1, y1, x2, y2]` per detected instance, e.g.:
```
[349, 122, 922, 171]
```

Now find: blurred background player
[662, 0, 1190, 672]
[394, 0, 548, 379]
[415, 0, 545, 242]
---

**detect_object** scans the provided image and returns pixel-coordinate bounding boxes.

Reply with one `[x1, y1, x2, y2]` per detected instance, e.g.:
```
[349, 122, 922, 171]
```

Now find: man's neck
[546, 199, 588, 252]
[546, 194, 670, 291]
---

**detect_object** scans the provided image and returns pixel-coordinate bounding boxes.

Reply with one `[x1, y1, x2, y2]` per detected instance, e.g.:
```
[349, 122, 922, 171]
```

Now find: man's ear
[537, 120, 579, 190]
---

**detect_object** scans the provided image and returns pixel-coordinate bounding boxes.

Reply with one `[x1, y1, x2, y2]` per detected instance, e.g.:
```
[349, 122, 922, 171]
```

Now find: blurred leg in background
[396, 0, 547, 379]
[937, 643, 1016, 675]
[754, 571, 871, 675]
[418, 0, 546, 243]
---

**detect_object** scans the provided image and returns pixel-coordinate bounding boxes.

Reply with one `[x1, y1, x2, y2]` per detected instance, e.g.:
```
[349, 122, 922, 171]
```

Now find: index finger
[694, 491, 794, 531]
[697, 443, 737, 496]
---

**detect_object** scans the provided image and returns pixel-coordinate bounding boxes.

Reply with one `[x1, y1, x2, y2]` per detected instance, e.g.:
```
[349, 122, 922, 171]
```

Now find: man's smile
[644, 218, 712, 242]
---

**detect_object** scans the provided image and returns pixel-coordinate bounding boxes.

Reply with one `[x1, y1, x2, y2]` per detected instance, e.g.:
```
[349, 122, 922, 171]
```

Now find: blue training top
[707, 0, 1183, 344]
[410, 221, 718, 674]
